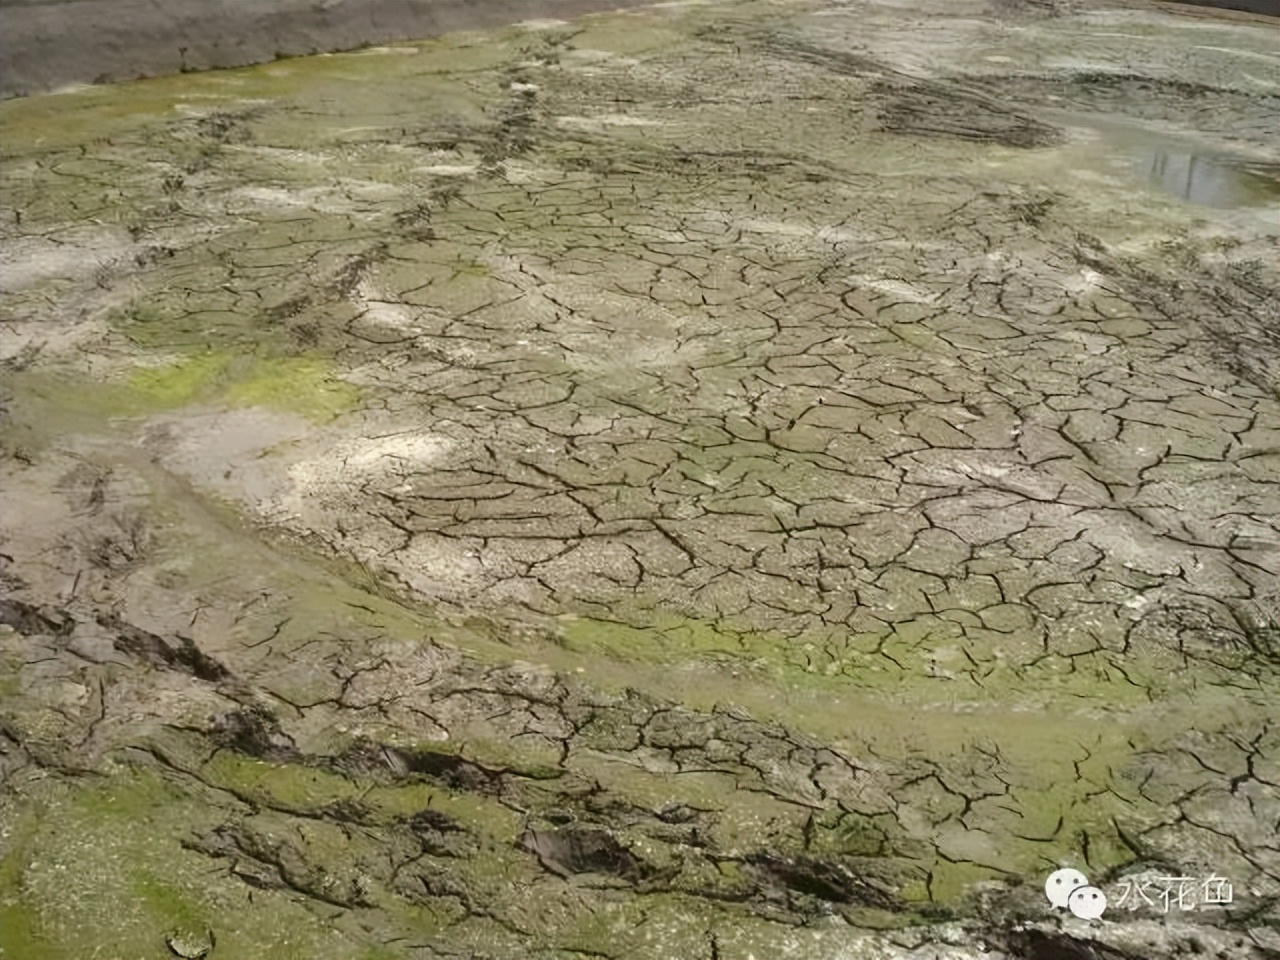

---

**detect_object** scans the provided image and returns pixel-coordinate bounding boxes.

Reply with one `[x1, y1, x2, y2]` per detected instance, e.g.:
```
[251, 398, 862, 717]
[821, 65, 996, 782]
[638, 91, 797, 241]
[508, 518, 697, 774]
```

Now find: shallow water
[1138, 147, 1280, 207]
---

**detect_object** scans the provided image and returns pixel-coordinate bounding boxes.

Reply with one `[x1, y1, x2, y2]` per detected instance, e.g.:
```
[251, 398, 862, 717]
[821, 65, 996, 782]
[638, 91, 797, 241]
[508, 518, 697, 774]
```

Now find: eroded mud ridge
[1, 1, 1278, 958]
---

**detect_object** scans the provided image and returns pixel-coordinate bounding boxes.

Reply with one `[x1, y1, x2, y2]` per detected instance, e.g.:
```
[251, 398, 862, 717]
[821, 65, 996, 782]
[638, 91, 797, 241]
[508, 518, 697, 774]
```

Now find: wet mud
[1, 1, 1278, 958]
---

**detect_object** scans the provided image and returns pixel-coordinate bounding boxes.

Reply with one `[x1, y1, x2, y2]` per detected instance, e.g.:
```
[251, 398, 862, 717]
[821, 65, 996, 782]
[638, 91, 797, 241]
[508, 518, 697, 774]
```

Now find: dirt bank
[1166, 0, 1279, 14]
[0, 0, 655, 99]
[5, 0, 1276, 101]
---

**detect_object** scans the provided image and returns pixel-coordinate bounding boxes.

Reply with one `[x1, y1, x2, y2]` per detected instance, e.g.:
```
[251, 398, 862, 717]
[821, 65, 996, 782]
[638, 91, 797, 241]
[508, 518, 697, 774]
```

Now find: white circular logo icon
[1044, 868, 1089, 909]
[1068, 885, 1108, 920]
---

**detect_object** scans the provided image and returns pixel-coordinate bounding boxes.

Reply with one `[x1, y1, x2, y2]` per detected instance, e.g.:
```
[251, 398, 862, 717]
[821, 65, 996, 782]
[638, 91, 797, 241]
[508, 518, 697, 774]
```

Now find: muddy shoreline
[3, 0, 1278, 100]
[1165, 0, 1279, 14]
[0, 0, 656, 99]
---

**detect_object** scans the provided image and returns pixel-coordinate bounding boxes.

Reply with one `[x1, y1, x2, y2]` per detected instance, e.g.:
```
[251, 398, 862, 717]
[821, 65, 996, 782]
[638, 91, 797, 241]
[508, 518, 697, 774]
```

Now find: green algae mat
[1, 1, 1278, 958]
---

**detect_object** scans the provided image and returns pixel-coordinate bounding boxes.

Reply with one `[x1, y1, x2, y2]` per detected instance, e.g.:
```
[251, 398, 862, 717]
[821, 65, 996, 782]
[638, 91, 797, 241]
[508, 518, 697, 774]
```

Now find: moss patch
[0, 809, 46, 960]
[555, 611, 1166, 708]
[0, 769, 382, 960]
[126, 351, 230, 406]
[223, 355, 361, 421]
[25, 351, 362, 422]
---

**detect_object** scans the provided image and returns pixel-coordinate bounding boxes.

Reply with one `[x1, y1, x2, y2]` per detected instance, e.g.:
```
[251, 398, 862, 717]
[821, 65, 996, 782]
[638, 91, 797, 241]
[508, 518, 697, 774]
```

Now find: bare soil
[1, 1, 1277, 958]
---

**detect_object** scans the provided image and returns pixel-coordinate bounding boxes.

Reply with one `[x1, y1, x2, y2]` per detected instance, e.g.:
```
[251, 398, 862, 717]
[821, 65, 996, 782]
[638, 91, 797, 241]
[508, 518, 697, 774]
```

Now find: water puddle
[1135, 147, 1280, 208]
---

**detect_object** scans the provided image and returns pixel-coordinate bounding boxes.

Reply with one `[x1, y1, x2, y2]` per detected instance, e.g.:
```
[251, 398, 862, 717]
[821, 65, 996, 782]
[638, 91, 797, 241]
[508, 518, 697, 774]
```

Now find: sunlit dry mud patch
[1, 1, 1278, 958]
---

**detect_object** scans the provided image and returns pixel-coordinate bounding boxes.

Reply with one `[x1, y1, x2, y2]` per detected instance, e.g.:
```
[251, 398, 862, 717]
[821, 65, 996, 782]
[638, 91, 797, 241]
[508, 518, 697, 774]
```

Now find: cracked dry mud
[1, 1, 1278, 958]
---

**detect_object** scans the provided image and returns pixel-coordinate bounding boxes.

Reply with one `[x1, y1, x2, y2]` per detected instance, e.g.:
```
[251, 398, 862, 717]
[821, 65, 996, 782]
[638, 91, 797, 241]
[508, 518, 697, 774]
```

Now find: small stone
[165, 930, 214, 960]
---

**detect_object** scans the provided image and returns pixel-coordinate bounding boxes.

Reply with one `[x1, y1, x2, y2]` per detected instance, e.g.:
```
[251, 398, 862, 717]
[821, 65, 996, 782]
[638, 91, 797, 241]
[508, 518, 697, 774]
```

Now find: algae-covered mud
[2, 1, 1278, 958]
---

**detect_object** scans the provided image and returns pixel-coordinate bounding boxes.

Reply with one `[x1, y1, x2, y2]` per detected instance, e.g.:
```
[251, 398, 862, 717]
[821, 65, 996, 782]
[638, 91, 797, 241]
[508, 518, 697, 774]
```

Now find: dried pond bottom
[1, 1, 1278, 958]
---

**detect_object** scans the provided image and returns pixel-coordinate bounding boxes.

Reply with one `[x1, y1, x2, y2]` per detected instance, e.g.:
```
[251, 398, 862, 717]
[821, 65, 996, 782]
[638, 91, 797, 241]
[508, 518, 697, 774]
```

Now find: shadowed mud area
[1, 1, 1278, 958]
